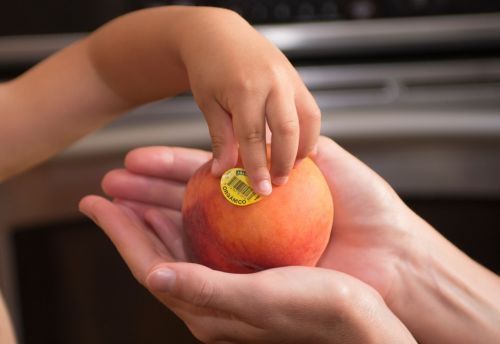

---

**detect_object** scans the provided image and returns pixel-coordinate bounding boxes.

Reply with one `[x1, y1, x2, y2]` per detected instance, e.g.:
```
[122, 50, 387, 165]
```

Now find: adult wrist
[387, 213, 500, 343]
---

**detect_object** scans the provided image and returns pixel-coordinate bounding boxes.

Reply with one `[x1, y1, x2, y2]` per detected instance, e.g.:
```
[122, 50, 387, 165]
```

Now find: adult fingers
[79, 195, 171, 283]
[295, 84, 321, 161]
[102, 169, 185, 210]
[125, 146, 212, 181]
[113, 198, 182, 230]
[232, 96, 271, 196]
[144, 208, 187, 261]
[266, 89, 299, 185]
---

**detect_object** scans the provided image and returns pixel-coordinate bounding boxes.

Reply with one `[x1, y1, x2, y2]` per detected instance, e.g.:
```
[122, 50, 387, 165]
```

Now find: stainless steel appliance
[1, 2, 499, 342]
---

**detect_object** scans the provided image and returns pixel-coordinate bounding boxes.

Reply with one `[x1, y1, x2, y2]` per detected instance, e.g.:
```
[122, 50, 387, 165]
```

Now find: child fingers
[232, 98, 271, 196]
[201, 101, 239, 176]
[295, 85, 321, 160]
[266, 89, 299, 185]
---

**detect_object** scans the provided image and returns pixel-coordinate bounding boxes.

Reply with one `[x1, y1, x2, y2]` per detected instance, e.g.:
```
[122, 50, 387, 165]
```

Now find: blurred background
[1, 1, 499, 343]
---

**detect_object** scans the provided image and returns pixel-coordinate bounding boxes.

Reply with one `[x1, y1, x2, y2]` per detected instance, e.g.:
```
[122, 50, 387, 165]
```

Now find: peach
[182, 157, 333, 273]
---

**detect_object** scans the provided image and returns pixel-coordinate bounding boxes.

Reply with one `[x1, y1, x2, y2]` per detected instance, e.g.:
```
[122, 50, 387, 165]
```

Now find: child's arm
[0, 6, 320, 193]
[0, 292, 16, 343]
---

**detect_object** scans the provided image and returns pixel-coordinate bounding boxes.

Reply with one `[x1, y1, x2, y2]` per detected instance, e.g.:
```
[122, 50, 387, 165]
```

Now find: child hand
[86, 6, 319, 195]
[178, 8, 321, 195]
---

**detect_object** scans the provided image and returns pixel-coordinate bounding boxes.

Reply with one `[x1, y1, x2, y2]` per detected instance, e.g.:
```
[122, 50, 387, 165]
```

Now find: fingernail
[273, 176, 288, 186]
[147, 268, 176, 293]
[211, 159, 221, 175]
[257, 179, 272, 196]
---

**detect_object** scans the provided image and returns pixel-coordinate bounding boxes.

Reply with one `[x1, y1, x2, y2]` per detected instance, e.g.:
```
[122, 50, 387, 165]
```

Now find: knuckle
[273, 163, 293, 177]
[303, 103, 322, 122]
[191, 279, 216, 308]
[242, 127, 265, 144]
[232, 74, 260, 96]
[209, 133, 226, 153]
[275, 119, 299, 137]
[268, 64, 288, 81]
[304, 104, 322, 121]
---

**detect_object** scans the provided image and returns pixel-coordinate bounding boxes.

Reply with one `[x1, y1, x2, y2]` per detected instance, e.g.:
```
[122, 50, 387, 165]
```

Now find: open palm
[87, 137, 416, 303]
[79, 138, 420, 342]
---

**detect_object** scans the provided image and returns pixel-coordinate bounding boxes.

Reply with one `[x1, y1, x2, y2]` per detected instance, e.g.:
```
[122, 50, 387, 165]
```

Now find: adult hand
[83, 140, 409, 300]
[79, 146, 415, 343]
[311, 137, 500, 344]
[82, 137, 500, 343]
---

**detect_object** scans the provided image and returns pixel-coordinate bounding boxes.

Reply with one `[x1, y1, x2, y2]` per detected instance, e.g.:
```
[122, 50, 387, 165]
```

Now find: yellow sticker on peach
[220, 168, 262, 206]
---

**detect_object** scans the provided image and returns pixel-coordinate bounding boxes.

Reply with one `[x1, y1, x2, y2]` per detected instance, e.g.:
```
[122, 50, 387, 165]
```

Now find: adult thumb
[146, 263, 250, 313]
